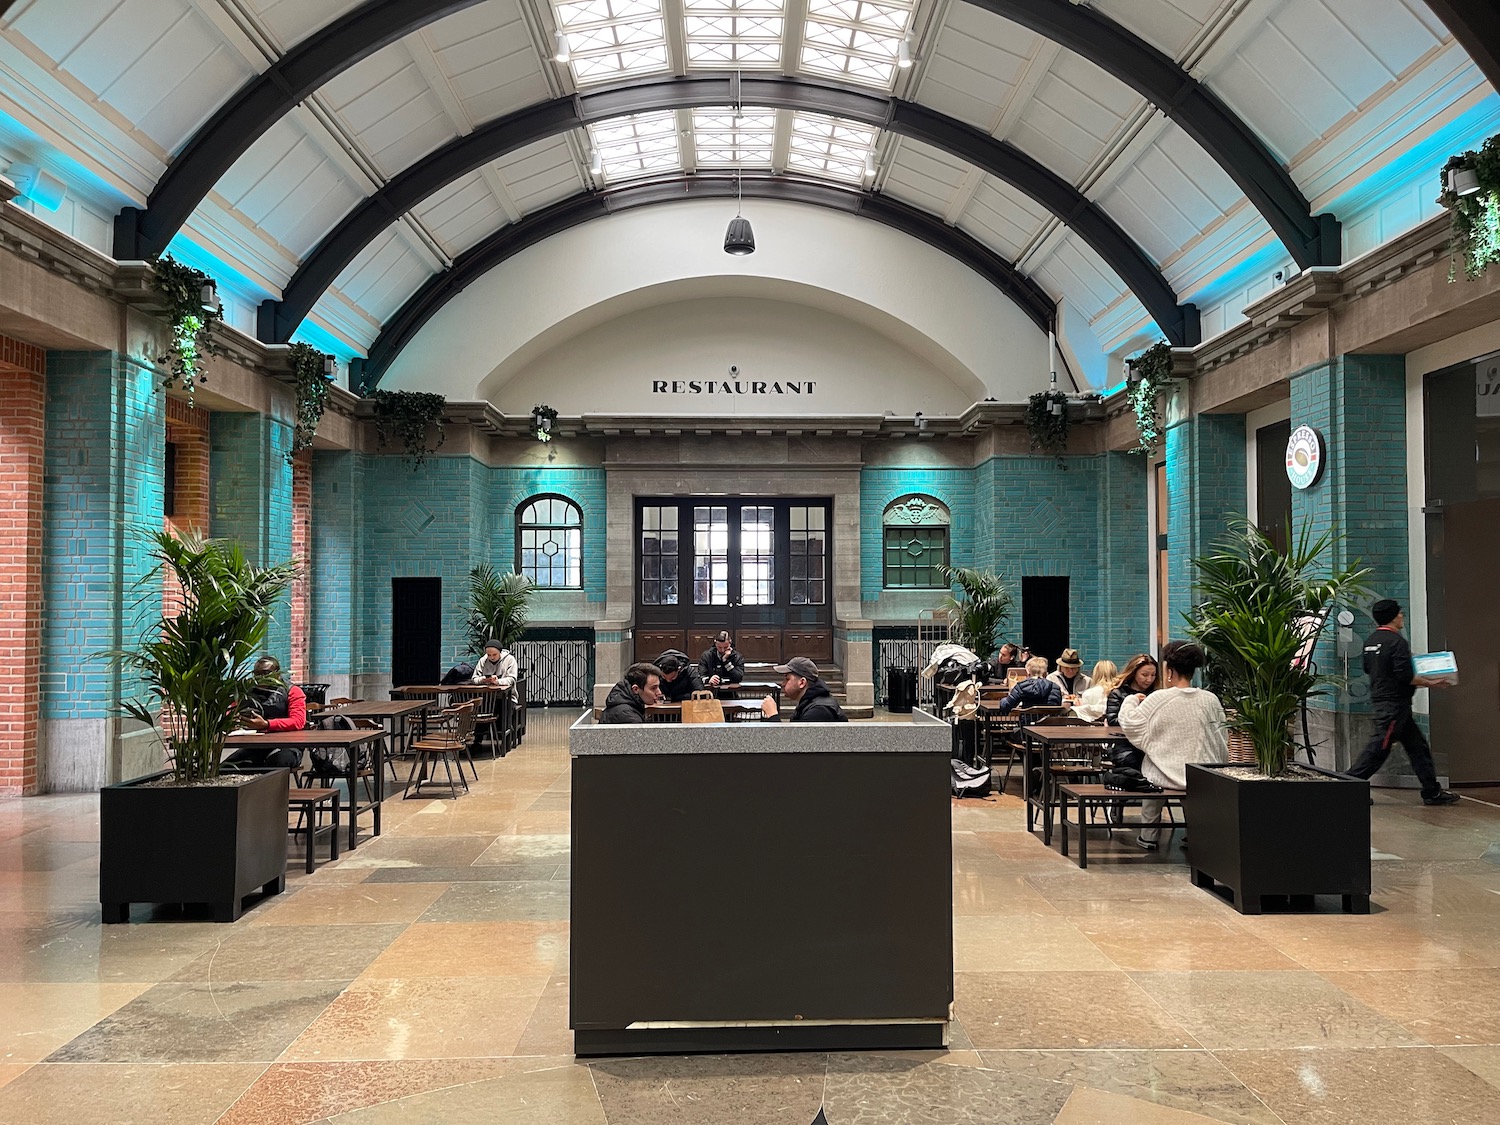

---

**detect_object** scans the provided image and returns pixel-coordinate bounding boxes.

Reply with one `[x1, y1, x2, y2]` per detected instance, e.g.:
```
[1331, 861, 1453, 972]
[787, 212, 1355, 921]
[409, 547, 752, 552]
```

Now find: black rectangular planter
[1184, 762, 1370, 915]
[99, 767, 290, 923]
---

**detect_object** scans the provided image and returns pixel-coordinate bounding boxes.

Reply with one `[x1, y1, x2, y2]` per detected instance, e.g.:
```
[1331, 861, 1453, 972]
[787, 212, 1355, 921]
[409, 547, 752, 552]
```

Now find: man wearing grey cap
[760, 657, 848, 722]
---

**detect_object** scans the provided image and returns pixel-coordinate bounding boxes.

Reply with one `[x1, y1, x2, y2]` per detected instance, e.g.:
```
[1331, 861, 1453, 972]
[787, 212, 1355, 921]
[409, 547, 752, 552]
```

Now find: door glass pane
[789, 504, 826, 604]
[640, 504, 678, 605]
[740, 505, 774, 605]
[694, 505, 729, 604]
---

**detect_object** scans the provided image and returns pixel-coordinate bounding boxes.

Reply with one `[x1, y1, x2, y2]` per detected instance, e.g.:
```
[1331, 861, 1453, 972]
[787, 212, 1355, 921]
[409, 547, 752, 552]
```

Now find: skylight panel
[799, 0, 916, 89]
[588, 112, 682, 181]
[683, 0, 785, 69]
[691, 109, 777, 167]
[786, 112, 877, 184]
[554, 0, 671, 84]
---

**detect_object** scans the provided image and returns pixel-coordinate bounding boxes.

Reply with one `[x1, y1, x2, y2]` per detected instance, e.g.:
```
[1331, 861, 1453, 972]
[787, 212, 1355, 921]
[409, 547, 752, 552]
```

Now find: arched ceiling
[1, 0, 1497, 389]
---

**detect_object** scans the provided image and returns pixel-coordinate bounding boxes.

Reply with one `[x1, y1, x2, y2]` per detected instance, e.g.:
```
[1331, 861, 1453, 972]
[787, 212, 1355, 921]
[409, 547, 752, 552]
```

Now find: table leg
[346, 751, 359, 852]
[1041, 741, 1055, 846]
[1060, 789, 1070, 858]
[372, 733, 384, 839]
[1078, 799, 1089, 869]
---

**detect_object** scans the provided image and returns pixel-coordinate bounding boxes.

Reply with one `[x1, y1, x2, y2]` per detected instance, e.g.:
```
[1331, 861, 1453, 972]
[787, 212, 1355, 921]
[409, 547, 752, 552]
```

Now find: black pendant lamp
[724, 156, 754, 255]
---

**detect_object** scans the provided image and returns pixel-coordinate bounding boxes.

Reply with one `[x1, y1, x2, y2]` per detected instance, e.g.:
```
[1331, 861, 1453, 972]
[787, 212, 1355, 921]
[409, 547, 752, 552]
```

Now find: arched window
[516, 495, 583, 588]
[882, 494, 950, 589]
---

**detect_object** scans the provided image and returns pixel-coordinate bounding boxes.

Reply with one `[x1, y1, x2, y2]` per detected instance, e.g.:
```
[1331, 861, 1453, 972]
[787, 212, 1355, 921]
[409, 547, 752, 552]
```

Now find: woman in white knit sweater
[1117, 640, 1228, 849]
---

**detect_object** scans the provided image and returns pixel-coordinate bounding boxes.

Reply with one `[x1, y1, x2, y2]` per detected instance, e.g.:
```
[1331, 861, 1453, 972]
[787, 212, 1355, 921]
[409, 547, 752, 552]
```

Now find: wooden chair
[287, 788, 340, 873]
[404, 701, 477, 799]
[302, 713, 390, 799]
[994, 705, 1068, 794]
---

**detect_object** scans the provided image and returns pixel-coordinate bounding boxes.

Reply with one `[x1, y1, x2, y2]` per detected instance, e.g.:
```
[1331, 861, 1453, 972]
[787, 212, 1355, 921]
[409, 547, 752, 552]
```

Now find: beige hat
[1058, 648, 1082, 669]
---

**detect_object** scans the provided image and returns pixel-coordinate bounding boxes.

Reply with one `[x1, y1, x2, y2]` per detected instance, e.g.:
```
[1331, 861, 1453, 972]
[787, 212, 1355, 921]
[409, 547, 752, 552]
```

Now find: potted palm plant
[939, 565, 1013, 661]
[464, 563, 535, 653]
[1183, 520, 1371, 914]
[100, 530, 300, 922]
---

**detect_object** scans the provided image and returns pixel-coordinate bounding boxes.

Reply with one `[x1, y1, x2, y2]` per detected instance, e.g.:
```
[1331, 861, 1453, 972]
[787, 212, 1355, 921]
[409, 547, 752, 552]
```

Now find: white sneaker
[1134, 836, 1158, 851]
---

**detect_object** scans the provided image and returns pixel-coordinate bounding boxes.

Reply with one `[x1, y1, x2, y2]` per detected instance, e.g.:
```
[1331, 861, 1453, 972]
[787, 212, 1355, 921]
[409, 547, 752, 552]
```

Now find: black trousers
[1347, 706, 1440, 799]
[224, 746, 303, 771]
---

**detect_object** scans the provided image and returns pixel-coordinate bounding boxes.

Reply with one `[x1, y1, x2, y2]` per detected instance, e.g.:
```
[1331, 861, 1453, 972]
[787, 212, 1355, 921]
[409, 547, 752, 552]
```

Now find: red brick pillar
[0, 336, 47, 795]
[290, 451, 312, 682]
[163, 398, 211, 619]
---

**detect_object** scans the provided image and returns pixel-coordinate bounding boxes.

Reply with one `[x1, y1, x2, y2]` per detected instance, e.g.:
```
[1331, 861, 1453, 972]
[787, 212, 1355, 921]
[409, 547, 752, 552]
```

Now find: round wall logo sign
[1285, 425, 1325, 489]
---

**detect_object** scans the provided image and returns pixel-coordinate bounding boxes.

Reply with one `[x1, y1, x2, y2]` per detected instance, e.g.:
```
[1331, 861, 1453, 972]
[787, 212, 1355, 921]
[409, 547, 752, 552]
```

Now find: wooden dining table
[223, 728, 386, 851]
[327, 698, 433, 759]
[1020, 725, 1131, 846]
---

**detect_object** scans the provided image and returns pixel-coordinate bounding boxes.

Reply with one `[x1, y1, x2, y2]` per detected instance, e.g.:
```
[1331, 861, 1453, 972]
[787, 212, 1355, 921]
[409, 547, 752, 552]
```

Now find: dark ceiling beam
[111, 0, 484, 261]
[352, 175, 1058, 391]
[263, 75, 1197, 349]
[962, 0, 1340, 270]
[1423, 0, 1500, 93]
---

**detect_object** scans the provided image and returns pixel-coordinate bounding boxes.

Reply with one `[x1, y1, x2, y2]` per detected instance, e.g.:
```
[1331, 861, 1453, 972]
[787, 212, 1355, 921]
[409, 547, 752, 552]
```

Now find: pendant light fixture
[723, 75, 754, 256]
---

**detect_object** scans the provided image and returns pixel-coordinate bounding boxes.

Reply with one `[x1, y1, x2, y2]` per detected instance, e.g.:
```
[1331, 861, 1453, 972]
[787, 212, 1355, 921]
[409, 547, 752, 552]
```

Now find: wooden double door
[634, 497, 833, 665]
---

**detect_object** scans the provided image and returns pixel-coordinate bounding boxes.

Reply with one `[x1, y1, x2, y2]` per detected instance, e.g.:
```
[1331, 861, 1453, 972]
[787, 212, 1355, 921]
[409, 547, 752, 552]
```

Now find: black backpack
[951, 758, 992, 798]
[441, 661, 475, 685]
[1103, 767, 1163, 793]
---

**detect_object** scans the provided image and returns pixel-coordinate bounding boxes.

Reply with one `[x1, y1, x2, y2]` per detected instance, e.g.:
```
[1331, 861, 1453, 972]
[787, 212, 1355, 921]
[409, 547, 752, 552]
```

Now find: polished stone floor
[1, 710, 1499, 1124]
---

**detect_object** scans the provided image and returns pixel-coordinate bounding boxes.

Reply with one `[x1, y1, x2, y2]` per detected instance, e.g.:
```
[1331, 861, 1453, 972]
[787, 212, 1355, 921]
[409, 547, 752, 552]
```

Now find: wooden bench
[1057, 783, 1186, 869]
[288, 788, 341, 873]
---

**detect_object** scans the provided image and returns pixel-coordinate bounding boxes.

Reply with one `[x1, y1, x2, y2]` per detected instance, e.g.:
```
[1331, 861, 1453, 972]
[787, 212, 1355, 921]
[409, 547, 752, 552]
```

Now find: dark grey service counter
[568, 711, 953, 1055]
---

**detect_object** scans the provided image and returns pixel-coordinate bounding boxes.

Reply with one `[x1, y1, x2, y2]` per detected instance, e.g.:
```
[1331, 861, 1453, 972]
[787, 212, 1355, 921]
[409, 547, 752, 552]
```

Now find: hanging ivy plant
[531, 403, 558, 442]
[150, 255, 223, 401]
[370, 389, 447, 467]
[1127, 341, 1173, 456]
[1025, 390, 1069, 455]
[286, 342, 330, 463]
[1438, 133, 1500, 281]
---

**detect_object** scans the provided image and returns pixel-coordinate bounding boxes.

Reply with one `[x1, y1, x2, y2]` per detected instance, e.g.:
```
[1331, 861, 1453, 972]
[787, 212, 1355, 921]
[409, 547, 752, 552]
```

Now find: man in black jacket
[655, 650, 705, 703]
[760, 657, 847, 722]
[1347, 600, 1459, 805]
[601, 663, 664, 724]
[995, 657, 1063, 715]
[699, 631, 745, 688]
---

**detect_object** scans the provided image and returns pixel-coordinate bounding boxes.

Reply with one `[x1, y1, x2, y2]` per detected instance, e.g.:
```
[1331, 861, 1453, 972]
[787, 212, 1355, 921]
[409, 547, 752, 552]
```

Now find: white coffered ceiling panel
[321, 44, 460, 176]
[424, 1, 550, 126]
[9, 0, 256, 153]
[215, 116, 369, 258]
[244, 0, 368, 50]
[914, 5, 1037, 133]
[1010, 53, 1137, 184]
[497, 137, 584, 212]
[1094, 121, 1246, 266]
[957, 178, 1050, 263]
[881, 137, 968, 215]
[412, 171, 506, 257]
[1090, 0, 1220, 60]
[332, 225, 440, 321]
[1207, 0, 1450, 164]
[1034, 232, 1128, 321]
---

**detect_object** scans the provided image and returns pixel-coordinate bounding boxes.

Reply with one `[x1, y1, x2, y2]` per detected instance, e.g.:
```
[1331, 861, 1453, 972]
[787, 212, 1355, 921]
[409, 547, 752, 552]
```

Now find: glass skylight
[683, 0, 785, 69]
[800, 0, 917, 89]
[554, 0, 670, 84]
[786, 112, 877, 183]
[691, 108, 777, 167]
[588, 111, 682, 181]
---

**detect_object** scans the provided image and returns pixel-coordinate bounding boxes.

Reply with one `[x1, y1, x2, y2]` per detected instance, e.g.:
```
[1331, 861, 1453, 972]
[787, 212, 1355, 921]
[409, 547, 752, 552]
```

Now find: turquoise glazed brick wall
[42, 352, 164, 719]
[1166, 413, 1246, 633]
[1291, 355, 1409, 712]
[210, 412, 294, 665]
[310, 450, 364, 680]
[859, 455, 1150, 664]
[491, 467, 607, 603]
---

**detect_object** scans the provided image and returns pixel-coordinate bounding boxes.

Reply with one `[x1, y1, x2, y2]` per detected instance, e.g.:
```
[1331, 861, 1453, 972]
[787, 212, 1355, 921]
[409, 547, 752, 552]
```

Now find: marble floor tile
[589, 1052, 826, 1125]
[953, 914, 1117, 972]
[216, 1058, 524, 1125]
[1215, 1046, 1500, 1125]
[283, 976, 548, 1061]
[952, 873, 1063, 917]
[1438, 1045, 1500, 1088]
[1320, 969, 1500, 1044]
[0, 982, 149, 1064]
[167, 924, 407, 983]
[513, 973, 571, 1056]
[497, 811, 571, 835]
[46, 979, 348, 1064]
[1052, 1085, 1251, 1125]
[1075, 917, 1302, 971]
[0, 914, 227, 982]
[954, 971, 1199, 1050]
[1024, 870, 1205, 904]
[471, 835, 572, 864]
[975, 1049, 1281, 1125]
[1130, 971, 1418, 1050]
[359, 921, 567, 979]
[320, 1059, 603, 1124]
[822, 1050, 1071, 1125]
[331, 837, 496, 869]
[418, 880, 570, 923]
[1231, 916, 1472, 971]
[0, 1062, 265, 1125]
[362, 863, 563, 883]
[249, 883, 450, 927]
[0, 1066, 25, 1091]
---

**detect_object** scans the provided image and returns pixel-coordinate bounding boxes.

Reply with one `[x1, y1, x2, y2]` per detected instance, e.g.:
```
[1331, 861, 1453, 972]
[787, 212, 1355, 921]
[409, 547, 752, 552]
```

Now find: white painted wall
[381, 198, 1050, 409]
[1244, 398, 1291, 526]
[486, 294, 978, 415]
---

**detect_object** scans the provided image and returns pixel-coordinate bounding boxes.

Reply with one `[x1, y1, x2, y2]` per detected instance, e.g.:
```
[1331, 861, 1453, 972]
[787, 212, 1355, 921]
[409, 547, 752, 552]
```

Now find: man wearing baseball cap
[760, 657, 848, 722]
[1346, 599, 1459, 806]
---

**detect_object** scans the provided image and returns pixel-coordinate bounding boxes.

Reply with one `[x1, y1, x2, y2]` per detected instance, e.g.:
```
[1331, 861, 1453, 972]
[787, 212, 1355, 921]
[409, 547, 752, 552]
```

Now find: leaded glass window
[518, 495, 583, 588]
[640, 504, 679, 605]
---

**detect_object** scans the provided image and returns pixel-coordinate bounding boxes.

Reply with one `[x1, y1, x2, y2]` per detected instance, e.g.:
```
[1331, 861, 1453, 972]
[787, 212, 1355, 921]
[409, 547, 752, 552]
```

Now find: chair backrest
[449, 700, 478, 741]
[1014, 705, 1067, 728]
[328, 697, 360, 707]
[1030, 714, 1090, 727]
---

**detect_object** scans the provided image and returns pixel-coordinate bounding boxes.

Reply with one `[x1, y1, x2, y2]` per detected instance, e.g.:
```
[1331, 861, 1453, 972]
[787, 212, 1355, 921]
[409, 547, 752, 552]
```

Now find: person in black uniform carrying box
[1346, 599, 1459, 806]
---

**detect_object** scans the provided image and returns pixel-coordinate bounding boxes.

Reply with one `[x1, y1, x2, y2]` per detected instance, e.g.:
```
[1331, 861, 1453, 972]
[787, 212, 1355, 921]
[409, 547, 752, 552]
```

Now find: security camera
[729, 364, 740, 375]
[914, 411, 928, 430]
